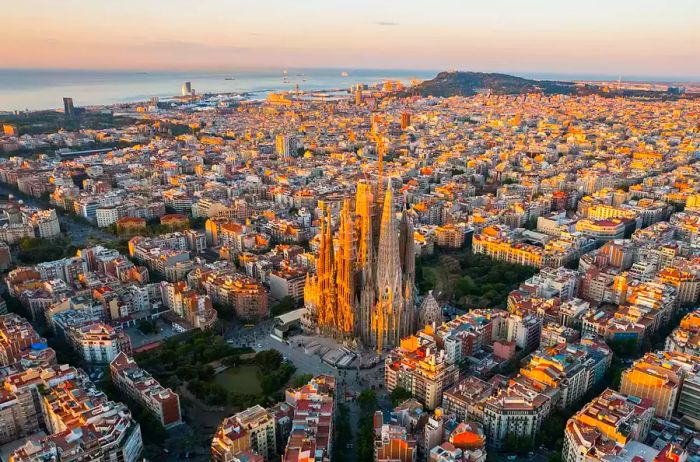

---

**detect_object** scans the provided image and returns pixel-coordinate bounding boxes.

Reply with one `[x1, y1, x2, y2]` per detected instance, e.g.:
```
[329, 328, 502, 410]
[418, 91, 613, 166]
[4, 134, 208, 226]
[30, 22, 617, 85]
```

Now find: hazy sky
[3, 0, 699, 77]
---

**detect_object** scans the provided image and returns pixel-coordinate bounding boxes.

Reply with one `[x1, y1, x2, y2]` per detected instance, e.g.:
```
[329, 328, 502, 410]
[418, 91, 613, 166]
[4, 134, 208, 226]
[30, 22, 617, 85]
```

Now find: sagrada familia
[303, 175, 417, 352]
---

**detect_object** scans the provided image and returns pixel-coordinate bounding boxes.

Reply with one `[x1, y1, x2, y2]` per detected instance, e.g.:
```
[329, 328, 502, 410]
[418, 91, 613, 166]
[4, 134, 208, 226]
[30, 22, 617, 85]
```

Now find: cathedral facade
[303, 180, 416, 351]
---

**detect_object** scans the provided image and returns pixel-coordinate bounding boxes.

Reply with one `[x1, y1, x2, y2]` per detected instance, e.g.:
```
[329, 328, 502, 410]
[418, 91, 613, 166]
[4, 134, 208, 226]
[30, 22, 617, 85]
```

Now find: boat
[340, 71, 349, 77]
[224, 77, 235, 81]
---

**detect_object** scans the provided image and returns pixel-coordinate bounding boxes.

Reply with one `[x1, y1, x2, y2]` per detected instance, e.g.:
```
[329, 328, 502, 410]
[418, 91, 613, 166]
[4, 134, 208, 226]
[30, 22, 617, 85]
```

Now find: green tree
[292, 374, 314, 388]
[255, 350, 283, 373]
[213, 302, 236, 321]
[358, 389, 377, 412]
[357, 389, 378, 462]
[137, 319, 157, 335]
[503, 433, 534, 455]
[389, 387, 413, 406]
[272, 296, 298, 317]
[332, 404, 353, 462]
[608, 338, 639, 359]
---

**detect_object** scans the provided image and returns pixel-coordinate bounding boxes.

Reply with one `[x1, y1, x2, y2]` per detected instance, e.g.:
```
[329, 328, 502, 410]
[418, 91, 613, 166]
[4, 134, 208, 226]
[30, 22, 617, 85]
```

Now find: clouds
[1, 0, 698, 77]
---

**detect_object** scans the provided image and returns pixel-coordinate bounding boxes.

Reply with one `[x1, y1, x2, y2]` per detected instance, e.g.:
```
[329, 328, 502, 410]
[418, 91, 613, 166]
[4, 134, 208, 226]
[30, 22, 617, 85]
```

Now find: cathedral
[303, 179, 417, 351]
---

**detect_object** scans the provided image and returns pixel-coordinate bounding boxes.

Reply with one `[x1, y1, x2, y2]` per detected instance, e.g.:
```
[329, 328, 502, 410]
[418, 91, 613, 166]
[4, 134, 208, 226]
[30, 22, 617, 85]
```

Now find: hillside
[408, 71, 578, 97]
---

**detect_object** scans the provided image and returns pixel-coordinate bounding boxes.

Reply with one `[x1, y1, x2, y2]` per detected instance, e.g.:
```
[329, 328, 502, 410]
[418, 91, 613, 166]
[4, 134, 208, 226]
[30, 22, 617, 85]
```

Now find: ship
[340, 71, 349, 77]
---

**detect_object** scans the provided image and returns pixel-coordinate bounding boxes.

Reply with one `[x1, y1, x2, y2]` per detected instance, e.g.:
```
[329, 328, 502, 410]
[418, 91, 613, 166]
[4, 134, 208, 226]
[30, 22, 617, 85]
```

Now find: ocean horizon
[0, 67, 697, 112]
[0, 68, 437, 112]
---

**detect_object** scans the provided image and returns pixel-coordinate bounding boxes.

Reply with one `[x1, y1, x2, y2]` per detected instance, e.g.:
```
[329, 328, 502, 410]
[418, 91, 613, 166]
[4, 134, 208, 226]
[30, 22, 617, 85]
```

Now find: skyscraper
[63, 97, 75, 118]
[276, 134, 297, 158]
[401, 112, 411, 130]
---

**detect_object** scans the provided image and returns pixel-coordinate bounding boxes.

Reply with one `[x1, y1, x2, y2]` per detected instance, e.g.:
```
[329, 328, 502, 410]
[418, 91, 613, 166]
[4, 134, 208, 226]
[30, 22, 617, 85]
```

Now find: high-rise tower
[63, 97, 75, 118]
[401, 112, 411, 130]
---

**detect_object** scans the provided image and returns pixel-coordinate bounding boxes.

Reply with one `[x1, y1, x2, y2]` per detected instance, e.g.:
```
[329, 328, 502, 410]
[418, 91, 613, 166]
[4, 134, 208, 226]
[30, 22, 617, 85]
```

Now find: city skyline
[3, 2, 700, 461]
[3, 0, 699, 78]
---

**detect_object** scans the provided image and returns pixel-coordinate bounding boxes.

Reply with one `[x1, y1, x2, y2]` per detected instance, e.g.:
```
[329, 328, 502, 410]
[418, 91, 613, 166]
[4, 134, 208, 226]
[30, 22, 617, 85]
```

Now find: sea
[0, 68, 438, 112]
[0, 68, 695, 112]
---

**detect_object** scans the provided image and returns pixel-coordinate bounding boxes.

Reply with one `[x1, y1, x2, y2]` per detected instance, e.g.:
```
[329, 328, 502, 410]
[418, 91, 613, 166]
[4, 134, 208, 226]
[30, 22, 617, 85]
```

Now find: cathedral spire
[356, 180, 376, 344]
[316, 201, 337, 331]
[373, 139, 386, 242]
[377, 139, 385, 200]
[335, 199, 355, 336]
[355, 181, 373, 269]
[399, 207, 416, 337]
[374, 180, 404, 349]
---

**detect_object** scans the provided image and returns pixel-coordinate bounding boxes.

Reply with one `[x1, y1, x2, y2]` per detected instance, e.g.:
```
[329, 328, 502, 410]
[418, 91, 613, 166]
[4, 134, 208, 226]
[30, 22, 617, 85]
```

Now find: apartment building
[68, 322, 132, 364]
[212, 405, 277, 461]
[110, 352, 182, 429]
[385, 327, 461, 410]
[4, 364, 143, 461]
[620, 351, 699, 419]
[563, 389, 654, 462]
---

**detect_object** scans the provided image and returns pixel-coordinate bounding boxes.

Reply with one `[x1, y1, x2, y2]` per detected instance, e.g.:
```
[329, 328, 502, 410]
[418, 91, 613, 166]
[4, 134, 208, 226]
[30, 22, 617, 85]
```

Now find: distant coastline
[0, 67, 697, 112]
[0, 68, 436, 112]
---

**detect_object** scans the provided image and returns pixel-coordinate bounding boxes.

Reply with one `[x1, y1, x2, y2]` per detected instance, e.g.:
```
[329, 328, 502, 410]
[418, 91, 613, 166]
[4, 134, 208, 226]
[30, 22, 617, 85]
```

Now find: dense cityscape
[4, 0, 700, 456]
[0, 70, 698, 462]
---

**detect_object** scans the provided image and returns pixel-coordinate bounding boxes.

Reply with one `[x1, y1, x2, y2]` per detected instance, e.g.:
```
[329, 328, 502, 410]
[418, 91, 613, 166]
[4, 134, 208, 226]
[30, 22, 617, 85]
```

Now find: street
[225, 321, 336, 377]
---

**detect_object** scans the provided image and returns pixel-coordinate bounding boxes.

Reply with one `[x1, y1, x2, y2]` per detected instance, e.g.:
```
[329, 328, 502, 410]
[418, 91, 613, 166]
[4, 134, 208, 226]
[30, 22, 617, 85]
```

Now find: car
[507, 456, 517, 461]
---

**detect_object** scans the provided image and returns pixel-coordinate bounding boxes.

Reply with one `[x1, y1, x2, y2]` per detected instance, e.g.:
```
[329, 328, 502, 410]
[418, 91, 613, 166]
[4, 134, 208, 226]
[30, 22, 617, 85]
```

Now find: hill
[407, 71, 578, 97]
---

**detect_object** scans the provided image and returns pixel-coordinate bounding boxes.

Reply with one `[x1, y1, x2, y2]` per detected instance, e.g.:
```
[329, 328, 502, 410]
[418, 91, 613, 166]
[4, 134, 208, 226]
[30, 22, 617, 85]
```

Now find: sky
[2, 0, 699, 78]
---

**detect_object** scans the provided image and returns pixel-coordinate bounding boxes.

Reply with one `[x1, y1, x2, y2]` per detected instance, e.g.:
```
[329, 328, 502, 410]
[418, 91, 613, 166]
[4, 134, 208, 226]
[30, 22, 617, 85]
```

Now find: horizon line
[1, 66, 699, 84]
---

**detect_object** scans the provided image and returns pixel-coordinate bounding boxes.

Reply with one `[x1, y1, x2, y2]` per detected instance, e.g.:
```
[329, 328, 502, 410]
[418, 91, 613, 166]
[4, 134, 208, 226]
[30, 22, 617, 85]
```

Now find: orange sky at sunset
[3, 0, 699, 77]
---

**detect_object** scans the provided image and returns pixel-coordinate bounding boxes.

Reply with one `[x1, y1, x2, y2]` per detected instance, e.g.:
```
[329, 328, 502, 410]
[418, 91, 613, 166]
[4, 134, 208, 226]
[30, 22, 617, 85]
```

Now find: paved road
[225, 321, 389, 383]
[125, 319, 180, 349]
[60, 215, 117, 246]
[258, 334, 336, 377]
